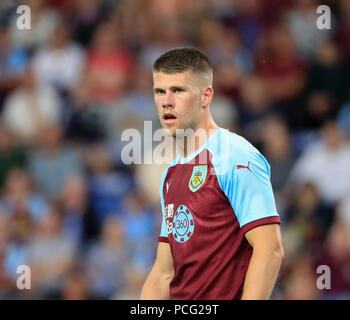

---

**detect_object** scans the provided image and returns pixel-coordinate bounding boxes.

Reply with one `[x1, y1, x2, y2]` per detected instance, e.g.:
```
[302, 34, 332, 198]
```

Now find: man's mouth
[163, 113, 178, 124]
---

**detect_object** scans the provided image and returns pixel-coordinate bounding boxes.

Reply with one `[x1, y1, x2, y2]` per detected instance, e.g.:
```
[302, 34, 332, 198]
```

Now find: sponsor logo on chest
[165, 203, 195, 243]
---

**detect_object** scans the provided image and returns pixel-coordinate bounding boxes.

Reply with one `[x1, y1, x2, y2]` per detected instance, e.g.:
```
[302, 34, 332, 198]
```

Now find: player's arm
[140, 241, 174, 300]
[241, 223, 284, 300]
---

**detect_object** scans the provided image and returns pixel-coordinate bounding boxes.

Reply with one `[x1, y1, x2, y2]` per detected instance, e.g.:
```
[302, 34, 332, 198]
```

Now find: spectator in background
[203, 26, 253, 118]
[149, 0, 185, 18]
[70, 0, 106, 47]
[105, 65, 160, 165]
[226, 0, 262, 51]
[59, 174, 98, 247]
[198, 19, 224, 52]
[0, 168, 48, 224]
[83, 215, 126, 299]
[85, 21, 133, 105]
[139, 17, 187, 69]
[302, 91, 335, 130]
[282, 251, 320, 300]
[282, 182, 330, 262]
[209, 94, 238, 132]
[27, 203, 76, 298]
[339, 0, 350, 58]
[120, 193, 157, 271]
[257, 0, 295, 30]
[65, 81, 107, 144]
[205, 27, 254, 75]
[59, 270, 91, 300]
[0, 126, 26, 189]
[337, 91, 350, 136]
[337, 194, 350, 234]
[256, 24, 305, 105]
[288, 121, 350, 205]
[284, 0, 331, 61]
[305, 40, 350, 108]
[213, 62, 241, 102]
[315, 219, 350, 299]
[9, 0, 60, 51]
[27, 122, 83, 200]
[32, 21, 85, 95]
[0, 25, 28, 107]
[0, 214, 10, 297]
[237, 75, 273, 144]
[262, 116, 294, 194]
[1, 66, 61, 146]
[86, 144, 134, 230]
[1, 168, 48, 298]
[113, 263, 148, 300]
[106, 65, 159, 138]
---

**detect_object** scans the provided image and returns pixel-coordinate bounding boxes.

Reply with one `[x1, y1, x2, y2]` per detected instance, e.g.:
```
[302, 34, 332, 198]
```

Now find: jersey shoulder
[207, 128, 269, 176]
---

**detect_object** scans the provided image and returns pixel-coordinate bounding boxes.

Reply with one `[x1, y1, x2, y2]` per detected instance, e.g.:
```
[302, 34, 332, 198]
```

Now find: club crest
[189, 165, 208, 192]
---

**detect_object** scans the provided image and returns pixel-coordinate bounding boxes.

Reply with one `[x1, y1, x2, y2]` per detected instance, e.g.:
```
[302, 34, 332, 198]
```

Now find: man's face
[153, 70, 204, 137]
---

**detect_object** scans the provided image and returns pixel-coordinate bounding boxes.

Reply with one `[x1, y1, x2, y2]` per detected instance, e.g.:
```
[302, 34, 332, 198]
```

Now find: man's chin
[161, 123, 195, 139]
[160, 125, 177, 137]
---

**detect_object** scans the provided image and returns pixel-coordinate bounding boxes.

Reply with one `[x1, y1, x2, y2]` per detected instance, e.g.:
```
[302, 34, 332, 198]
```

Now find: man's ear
[202, 86, 214, 109]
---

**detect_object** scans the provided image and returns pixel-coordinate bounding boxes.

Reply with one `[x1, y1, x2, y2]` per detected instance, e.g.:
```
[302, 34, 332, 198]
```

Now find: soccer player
[140, 48, 284, 300]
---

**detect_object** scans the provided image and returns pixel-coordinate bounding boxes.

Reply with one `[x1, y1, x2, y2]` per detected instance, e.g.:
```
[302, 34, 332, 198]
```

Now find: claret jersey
[158, 128, 280, 300]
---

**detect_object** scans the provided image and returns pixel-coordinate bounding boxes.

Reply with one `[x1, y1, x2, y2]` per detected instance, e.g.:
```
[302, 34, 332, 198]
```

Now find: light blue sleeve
[215, 149, 279, 228]
[159, 167, 169, 238]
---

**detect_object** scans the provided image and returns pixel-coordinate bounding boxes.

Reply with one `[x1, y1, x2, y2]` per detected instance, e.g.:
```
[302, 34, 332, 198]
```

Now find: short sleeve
[216, 149, 280, 232]
[158, 168, 169, 242]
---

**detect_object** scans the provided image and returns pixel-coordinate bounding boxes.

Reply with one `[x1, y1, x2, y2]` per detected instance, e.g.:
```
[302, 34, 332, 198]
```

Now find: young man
[140, 48, 284, 300]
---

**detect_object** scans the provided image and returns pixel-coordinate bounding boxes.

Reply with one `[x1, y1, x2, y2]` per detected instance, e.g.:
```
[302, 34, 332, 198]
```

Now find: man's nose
[162, 91, 174, 108]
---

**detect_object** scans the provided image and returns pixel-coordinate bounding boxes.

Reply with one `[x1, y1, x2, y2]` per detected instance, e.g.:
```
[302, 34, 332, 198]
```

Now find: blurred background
[0, 0, 350, 300]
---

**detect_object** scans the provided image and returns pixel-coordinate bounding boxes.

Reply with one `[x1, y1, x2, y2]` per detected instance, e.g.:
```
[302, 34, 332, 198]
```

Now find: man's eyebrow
[153, 85, 186, 91]
[169, 85, 186, 90]
[153, 87, 165, 92]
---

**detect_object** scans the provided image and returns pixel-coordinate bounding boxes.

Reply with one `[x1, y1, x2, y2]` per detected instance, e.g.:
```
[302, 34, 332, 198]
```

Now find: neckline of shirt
[177, 127, 222, 164]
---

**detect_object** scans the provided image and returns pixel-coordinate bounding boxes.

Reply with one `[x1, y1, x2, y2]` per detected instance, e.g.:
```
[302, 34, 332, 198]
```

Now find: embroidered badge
[189, 165, 208, 192]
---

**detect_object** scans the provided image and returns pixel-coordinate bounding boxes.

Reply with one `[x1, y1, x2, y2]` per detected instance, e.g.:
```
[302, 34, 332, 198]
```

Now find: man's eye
[175, 88, 183, 93]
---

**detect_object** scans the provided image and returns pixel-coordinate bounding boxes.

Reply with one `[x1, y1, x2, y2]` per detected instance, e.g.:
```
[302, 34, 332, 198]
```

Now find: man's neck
[178, 123, 219, 159]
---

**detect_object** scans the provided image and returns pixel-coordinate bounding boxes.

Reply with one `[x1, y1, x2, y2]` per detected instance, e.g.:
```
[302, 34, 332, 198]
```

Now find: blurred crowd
[0, 0, 350, 300]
